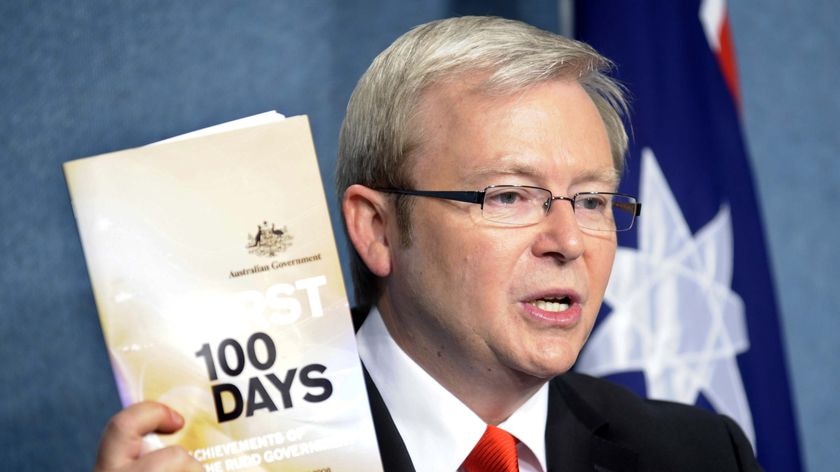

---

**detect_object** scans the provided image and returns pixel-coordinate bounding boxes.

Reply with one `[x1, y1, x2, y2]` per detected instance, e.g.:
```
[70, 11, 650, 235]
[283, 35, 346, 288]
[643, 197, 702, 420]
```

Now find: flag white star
[577, 148, 756, 447]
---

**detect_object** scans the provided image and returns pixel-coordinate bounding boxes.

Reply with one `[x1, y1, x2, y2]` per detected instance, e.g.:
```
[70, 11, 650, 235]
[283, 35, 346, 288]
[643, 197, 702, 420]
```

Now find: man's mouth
[529, 296, 572, 312]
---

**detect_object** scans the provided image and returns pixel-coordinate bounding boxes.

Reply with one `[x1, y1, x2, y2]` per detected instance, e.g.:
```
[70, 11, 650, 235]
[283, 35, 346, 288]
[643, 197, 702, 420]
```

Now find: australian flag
[573, 1, 803, 470]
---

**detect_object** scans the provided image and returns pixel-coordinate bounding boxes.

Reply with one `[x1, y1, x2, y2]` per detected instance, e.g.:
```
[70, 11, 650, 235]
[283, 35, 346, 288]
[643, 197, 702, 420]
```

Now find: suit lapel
[546, 377, 639, 472]
[363, 367, 417, 472]
[355, 308, 416, 471]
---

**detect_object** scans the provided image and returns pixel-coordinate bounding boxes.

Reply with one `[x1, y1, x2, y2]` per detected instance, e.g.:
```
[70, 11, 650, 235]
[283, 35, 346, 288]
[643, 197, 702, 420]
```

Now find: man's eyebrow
[467, 157, 545, 180]
[469, 163, 540, 178]
[573, 168, 622, 187]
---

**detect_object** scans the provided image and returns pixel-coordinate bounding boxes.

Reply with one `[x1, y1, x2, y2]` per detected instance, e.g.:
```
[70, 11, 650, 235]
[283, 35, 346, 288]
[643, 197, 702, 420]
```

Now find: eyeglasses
[378, 185, 641, 232]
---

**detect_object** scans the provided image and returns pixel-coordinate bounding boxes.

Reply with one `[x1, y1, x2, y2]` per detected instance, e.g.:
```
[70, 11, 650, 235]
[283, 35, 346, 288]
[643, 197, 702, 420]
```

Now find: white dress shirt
[357, 306, 548, 472]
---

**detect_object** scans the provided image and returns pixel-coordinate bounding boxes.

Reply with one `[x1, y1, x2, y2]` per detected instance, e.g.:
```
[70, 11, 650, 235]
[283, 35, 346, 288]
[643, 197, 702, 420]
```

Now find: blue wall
[0, 1, 835, 470]
[728, 2, 840, 470]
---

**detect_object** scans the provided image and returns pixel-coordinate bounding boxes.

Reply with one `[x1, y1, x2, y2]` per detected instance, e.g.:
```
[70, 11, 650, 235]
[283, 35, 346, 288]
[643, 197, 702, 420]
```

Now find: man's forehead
[410, 74, 588, 145]
[408, 77, 616, 177]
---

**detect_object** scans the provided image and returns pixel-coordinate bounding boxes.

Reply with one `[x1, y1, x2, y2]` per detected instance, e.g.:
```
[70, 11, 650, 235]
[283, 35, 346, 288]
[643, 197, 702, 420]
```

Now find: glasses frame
[377, 184, 641, 232]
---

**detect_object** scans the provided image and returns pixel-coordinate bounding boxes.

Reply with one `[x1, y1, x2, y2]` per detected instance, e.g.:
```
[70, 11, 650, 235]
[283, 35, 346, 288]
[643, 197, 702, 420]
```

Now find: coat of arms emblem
[247, 221, 293, 256]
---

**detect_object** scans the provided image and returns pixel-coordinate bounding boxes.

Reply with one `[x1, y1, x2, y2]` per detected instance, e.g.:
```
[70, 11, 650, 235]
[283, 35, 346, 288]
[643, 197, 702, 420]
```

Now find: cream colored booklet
[64, 113, 383, 472]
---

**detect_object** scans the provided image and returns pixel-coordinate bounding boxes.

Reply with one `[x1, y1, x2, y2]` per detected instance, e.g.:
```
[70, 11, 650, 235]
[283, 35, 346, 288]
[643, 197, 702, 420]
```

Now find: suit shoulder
[553, 372, 762, 471]
[556, 372, 719, 423]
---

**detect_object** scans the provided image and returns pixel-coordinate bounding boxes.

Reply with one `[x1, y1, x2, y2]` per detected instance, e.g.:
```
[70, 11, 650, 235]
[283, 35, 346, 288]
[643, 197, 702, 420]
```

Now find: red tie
[462, 425, 519, 472]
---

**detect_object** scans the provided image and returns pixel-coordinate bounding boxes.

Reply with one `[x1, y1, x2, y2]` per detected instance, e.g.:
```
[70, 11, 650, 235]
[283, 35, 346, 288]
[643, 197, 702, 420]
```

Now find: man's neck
[427, 356, 545, 425]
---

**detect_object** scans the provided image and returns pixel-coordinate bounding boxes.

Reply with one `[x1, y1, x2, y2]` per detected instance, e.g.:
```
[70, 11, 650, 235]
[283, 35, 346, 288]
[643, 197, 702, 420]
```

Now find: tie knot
[462, 425, 519, 472]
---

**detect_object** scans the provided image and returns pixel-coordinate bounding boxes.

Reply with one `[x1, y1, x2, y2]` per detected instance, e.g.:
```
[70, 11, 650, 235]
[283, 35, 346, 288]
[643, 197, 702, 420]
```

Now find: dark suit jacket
[351, 307, 762, 471]
[363, 370, 762, 472]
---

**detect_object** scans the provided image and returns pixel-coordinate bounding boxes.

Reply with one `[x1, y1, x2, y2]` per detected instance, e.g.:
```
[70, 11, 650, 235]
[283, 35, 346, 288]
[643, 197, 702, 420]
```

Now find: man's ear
[342, 184, 392, 277]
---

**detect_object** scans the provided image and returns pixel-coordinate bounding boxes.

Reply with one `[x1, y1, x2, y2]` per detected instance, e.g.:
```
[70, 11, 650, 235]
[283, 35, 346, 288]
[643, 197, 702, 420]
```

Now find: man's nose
[531, 197, 584, 261]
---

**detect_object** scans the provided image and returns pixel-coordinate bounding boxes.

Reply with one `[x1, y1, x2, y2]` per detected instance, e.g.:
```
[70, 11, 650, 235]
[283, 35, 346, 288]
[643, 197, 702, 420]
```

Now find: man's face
[379, 76, 618, 385]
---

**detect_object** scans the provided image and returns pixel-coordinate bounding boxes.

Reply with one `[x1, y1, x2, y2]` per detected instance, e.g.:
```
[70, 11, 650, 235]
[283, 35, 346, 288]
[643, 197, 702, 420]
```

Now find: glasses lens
[481, 186, 550, 225]
[574, 193, 638, 232]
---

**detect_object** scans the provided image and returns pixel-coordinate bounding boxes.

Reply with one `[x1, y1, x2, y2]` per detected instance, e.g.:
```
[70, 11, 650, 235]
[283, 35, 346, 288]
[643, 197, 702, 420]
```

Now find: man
[94, 16, 761, 472]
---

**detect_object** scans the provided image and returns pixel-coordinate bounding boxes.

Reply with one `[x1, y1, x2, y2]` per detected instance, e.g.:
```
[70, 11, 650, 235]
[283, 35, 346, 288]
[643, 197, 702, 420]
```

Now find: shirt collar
[357, 306, 547, 472]
[501, 386, 548, 472]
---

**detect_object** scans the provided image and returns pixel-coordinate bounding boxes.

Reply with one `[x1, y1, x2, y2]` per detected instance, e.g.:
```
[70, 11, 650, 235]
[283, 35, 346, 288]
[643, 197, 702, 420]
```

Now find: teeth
[532, 298, 571, 312]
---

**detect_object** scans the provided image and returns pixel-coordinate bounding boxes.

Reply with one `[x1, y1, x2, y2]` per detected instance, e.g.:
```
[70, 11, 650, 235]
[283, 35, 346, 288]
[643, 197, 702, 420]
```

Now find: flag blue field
[573, 1, 802, 470]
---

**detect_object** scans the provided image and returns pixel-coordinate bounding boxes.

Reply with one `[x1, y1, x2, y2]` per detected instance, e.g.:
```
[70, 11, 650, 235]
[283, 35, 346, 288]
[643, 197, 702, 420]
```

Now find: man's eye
[487, 190, 525, 206]
[497, 192, 520, 204]
[578, 195, 607, 211]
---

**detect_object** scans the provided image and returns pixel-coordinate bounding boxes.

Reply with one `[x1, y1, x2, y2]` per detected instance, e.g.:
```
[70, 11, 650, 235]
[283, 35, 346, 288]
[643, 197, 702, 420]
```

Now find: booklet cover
[64, 113, 383, 472]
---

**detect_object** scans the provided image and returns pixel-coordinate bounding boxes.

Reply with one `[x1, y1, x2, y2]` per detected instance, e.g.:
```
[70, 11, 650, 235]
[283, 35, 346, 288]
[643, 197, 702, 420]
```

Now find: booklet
[64, 113, 383, 472]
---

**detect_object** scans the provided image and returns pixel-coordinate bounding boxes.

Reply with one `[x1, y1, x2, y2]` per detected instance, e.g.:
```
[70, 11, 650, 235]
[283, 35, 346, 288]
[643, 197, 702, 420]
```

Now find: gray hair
[337, 16, 629, 306]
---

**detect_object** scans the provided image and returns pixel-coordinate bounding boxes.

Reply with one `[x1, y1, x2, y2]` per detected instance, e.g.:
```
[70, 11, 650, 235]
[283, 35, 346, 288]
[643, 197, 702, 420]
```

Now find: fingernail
[170, 408, 185, 426]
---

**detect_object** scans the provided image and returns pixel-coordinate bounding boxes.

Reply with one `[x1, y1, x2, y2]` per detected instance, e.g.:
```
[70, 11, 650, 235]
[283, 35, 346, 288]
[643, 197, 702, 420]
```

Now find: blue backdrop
[1, 1, 836, 470]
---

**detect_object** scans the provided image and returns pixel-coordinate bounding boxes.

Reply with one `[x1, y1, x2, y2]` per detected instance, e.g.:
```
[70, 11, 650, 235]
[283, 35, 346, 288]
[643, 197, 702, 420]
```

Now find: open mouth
[530, 296, 572, 313]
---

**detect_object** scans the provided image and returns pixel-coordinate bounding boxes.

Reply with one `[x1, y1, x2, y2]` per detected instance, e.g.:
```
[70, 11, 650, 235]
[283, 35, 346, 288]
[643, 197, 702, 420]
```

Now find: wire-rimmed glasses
[378, 184, 641, 232]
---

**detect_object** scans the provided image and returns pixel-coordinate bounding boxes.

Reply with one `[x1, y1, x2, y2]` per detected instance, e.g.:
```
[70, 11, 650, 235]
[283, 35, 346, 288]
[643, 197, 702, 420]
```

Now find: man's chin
[511, 356, 579, 383]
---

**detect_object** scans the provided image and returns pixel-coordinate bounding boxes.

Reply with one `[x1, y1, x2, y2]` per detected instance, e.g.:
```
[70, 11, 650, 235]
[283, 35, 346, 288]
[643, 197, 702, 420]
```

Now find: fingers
[95, 444, 203, 472]
[128, 445, 204, 472]
[95, 401, 199, 472]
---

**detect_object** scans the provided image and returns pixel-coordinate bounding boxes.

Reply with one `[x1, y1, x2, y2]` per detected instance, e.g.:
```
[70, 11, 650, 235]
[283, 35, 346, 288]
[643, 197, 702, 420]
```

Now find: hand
[93, 401, 203, 472]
